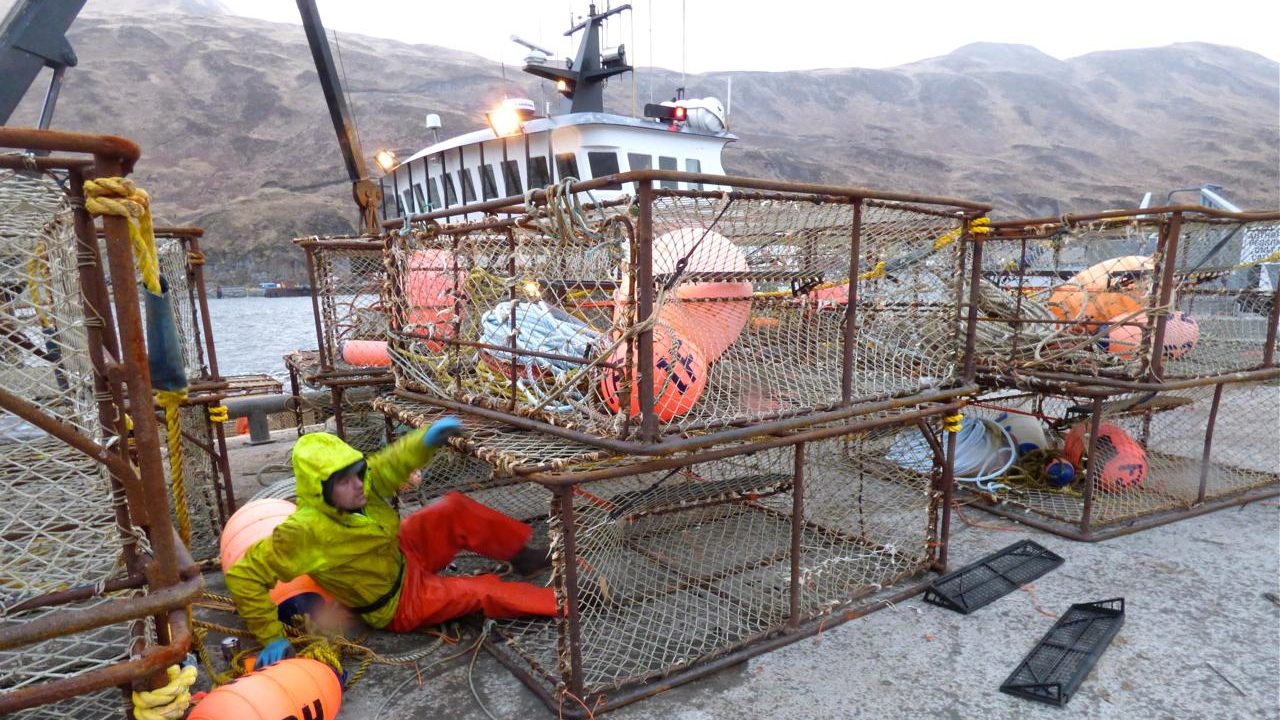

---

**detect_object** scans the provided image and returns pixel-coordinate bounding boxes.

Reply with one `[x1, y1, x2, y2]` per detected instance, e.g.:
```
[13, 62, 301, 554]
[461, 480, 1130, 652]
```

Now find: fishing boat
[376, 3, 734, 222]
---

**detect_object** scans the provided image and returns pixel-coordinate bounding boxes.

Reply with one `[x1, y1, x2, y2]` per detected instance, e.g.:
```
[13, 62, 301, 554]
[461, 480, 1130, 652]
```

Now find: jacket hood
[291, 432, 364, 515]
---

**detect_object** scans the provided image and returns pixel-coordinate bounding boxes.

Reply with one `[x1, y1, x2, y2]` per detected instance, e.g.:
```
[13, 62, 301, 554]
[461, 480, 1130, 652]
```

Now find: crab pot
[296, 234, 396, 381]
[965, 373, 1279, 541]
[283, 350, 392, 453]
[972, 208, 1280, 382]
[382, 170, 987, 453]
[375, 394, 957, 716]
[0, 129, 200, 717]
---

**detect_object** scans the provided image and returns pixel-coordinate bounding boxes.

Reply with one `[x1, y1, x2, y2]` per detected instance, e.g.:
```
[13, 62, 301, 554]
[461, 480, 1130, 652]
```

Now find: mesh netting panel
[1, 168, 121, 607]
[979, 380, 1278, 531]
[386, 185, 971, 444]
[306, 238, 389, 372]
[156, 236, 206, 382]
[488, 426, 940, 697]
[975, 211, 1279, 379]
[174, 404, 223, 561]
[0, 591, 148, 696]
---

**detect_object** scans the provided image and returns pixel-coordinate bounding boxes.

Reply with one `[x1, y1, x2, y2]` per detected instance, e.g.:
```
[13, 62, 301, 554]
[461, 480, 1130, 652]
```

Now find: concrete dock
[218, 429, 1280, 720]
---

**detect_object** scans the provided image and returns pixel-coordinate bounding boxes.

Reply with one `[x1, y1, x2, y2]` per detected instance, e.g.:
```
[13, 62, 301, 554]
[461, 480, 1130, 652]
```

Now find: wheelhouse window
[441, 173, 458, 206]
[587, 151, 621, 190]
[555, 153, 580, 181]
[658, 156, 678, 189]
[527, 156, 550, 189]
[685, 158, 703, 190]
[413, 184, 427, 212]
[480, 164, 499, 199]
[401, 188, 415, 214]
[426, 178, 441, 210]
[627, 153, 651, 171]
[501, 160, 523, 196]
[458, 168, 477, 203]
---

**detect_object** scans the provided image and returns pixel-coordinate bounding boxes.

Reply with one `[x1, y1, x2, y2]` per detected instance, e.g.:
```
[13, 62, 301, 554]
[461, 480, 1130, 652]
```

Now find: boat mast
[523, 3, 633, 115]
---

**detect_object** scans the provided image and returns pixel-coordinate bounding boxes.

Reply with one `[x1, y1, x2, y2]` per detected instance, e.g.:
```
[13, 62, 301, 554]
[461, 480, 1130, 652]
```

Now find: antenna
[511, 34, 554, 58]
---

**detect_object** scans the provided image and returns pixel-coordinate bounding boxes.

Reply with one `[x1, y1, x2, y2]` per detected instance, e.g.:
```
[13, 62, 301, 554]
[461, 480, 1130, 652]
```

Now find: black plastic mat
[923, 539, 1064, 614]
[1001, 598, 1125, 706]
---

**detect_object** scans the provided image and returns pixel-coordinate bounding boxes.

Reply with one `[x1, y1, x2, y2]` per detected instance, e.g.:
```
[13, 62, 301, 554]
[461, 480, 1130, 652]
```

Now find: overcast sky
[214, 0, 1280, 73]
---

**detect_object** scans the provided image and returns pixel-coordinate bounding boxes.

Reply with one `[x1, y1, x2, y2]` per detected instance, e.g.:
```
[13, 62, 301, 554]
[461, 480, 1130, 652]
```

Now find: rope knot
[942, 413, 964, 433]
[208, 405, 229, 423]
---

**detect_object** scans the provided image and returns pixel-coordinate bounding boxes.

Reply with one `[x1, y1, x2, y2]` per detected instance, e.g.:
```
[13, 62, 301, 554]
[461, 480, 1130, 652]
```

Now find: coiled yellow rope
[942, 413, 964, 433]
[208, 405, 229, 423]
[131, 664, 197, 720]
[84, 177, 159, 294]
[156, 389, 192, 545]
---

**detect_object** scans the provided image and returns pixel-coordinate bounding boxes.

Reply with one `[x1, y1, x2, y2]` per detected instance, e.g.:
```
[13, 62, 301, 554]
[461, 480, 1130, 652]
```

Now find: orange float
[600, 324, 708, 421]
[615, 228, 753, 361]
[1104, 311, 1199, 361]
[403, 248, 459, 351]
[1063, 422, 1148, 493]
[189, 658, 342, 720]
[1065, 255, 1153, 292]
[1045, 288, 1142, 334]
[220, 499, 330, 605]
[339, 339, 392, 368]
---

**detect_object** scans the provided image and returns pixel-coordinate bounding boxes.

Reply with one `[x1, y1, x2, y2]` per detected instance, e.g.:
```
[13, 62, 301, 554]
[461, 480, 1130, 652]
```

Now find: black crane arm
[0, 0, 87, 127]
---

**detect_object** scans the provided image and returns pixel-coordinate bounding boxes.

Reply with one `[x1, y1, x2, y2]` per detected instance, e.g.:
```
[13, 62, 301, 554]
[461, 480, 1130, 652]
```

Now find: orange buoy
[220, 499, 330, 605]
[1104, 311, 1199, 361]
[1065, 255, 1153, 293]
[600, 324, 708, 421]
[339, 339, 392, 368]
[403, 248, 459, 351]
[188, 658, 342, 720]
[614, 228, 753, 361]
[1063, 422, 1148, 493]
[1046, 288, 1142, 334]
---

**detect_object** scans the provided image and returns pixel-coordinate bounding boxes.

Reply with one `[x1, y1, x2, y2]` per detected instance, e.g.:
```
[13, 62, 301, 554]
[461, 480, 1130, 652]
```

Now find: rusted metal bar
[1149, 211, 1183, 380]
[94, 152, 182, 591]
[0, 607, 193, 715]
[1197, 382, 1225, 504]
[0, 127, 139, 166]
[292, 235, 382, 251]
[988, 205, 1279, 229]
[0, 154, 94, 170]
[636, 180, 657, 441]
[840, 200, 862, 403]
[936, 427, 957, 570]
[186, 232, 222, 380]
[1265, 273, 1280, 368]
[1078, 397, 1105, 536]
[0, 386, 139, 493]
[962, 222, 985, 383]
[507, 227, 519, 411]
[304, 246, 330, 371]
[986, 367, 1279, 394]
[788, 442, 806, 628]
[554, 487, 587, 697]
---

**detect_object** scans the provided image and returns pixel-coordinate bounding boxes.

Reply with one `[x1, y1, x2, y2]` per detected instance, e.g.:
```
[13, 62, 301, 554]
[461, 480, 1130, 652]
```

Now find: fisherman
[226, 417, 557, 667]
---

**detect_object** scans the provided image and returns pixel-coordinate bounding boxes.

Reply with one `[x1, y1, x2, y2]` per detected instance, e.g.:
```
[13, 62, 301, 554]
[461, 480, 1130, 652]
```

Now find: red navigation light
[673, 105, 687, 121]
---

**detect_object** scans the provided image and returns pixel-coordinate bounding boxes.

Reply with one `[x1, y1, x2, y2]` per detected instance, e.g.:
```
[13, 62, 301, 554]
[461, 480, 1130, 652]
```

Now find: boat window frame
[413, 184, 427, 212]
[441, 172, 459, 206]
[658, 155, 678, 189]
[426, 177, 441, 210]
[458, 167, 477, 203]
[401, 188, 416, 214]
[587, 151, 622, 190]
[480, 164, 499, 200]
[555, 152, 580, 182]
[501, 159, 523, 196]
[685, 158, 703, 190]
[527, 155, 551, 190]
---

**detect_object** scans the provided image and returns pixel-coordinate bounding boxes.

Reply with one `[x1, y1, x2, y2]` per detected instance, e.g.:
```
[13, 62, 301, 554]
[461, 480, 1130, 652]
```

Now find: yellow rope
[857, 260, 887, 281]
[1236, 248, 1280, 270]
[25, 241, 52, 328]
[156, 389, 192, 546]
[84, 177, 160, 294]
[131, 664, 197, 720]
[207, 405, 229, 423]
[934, 216, 991, 251]
[942, 413, 963, 433]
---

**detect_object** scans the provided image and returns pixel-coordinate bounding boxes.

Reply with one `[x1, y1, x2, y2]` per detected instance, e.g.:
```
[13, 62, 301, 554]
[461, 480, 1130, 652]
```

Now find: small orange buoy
[1046, 287, 1142, 334]
[1065, 255, 1153, 292]
[188, 658, 342, 720]
[1063, 422, 1148, 493]
[339, 339, 392, 368]
[221, 500, 331, 605]
[600, 324, 708, 421]
[1104, 311, 1199, 361]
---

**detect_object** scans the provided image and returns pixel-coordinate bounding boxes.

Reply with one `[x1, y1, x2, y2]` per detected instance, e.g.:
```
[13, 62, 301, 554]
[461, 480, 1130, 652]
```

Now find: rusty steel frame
[0, 128, 198, 714]
[967, 371, 1280, 541]
[482, 399, 960, 717]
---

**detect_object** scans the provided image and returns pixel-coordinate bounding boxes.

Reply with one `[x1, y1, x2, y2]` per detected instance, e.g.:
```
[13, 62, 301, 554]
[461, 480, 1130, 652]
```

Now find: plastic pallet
[923, 539, 1064, 614]
[1000, 598, 1126, 706]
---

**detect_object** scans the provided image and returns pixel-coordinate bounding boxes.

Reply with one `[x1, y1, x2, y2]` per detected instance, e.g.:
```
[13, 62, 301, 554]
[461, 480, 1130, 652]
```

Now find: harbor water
[205, 296, 320, 379]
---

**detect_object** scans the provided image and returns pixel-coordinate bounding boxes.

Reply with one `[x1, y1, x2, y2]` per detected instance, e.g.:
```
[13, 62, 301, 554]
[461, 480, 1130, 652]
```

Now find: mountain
[8, 7, 1277, 283]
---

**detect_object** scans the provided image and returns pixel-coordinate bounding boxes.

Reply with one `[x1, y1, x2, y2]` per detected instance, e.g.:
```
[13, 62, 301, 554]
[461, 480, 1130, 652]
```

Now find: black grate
[1001, 598, 1125, 706]
[923, 539, 1064, 614]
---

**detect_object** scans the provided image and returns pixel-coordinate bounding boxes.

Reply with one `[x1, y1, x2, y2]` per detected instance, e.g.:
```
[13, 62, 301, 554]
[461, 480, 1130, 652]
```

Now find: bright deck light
[374, 149, 398, 173]
[487, 105, 524, 137]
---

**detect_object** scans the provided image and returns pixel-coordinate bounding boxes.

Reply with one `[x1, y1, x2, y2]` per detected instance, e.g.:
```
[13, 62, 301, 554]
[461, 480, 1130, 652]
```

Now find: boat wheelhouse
[378, 3, 735, 222]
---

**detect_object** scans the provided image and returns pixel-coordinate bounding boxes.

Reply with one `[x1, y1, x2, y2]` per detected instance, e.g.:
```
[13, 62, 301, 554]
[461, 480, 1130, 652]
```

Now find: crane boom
[0, 0, 86, 127]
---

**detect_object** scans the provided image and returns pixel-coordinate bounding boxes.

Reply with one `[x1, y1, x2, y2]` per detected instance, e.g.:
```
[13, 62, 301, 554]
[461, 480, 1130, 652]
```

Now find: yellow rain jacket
[226, 429, 434, 644]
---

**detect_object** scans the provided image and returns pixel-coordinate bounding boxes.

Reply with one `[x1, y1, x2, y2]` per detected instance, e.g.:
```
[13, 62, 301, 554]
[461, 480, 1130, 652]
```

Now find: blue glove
[423, 416, 464, 448]
[257, 637, 294, 668]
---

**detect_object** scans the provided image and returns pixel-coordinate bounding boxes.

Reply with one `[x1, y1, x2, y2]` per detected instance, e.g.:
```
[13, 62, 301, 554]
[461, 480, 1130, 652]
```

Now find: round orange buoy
[220, 500, 330, 605]
[1104, 311, 1199, 361]
[404, 248, 459, 351]
[1063, 422, 1148, 493]
[339, 339, 392, 368]
[1046, 288, 1142, 334]
[188, 658, 342, 720]
[600, 324, 708, 421]
[1065, 255, 1153, 292]
[614, 228, 753, 361]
